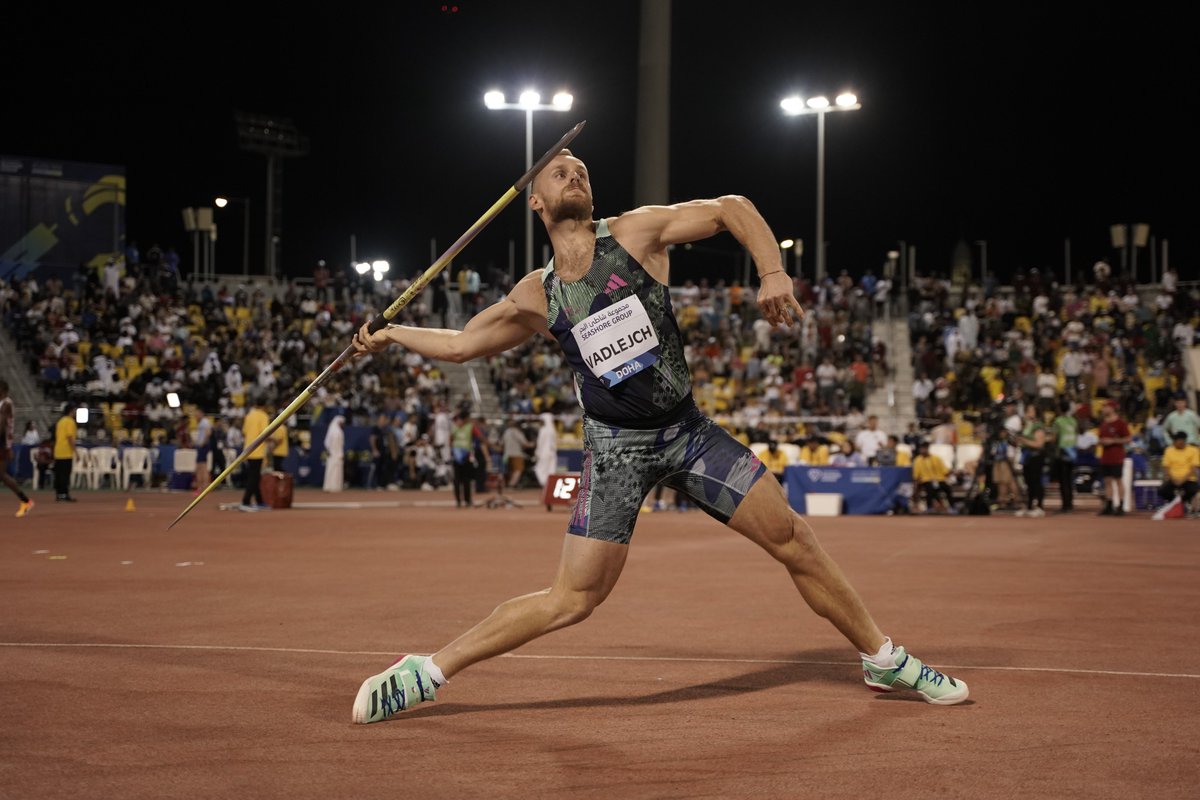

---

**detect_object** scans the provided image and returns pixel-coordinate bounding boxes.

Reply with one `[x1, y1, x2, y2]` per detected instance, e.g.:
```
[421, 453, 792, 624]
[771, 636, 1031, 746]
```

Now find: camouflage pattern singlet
[542, 219, 694, 428]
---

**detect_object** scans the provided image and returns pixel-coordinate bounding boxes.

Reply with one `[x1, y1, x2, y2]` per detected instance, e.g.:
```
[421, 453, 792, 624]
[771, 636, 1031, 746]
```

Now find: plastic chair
[71, 449, 92, 490]
[173, 448, 198, 473]
[929, 443, 957, 471]
[122, 447, 152, 490]
[29, 448, 42, 490]
[222, 448, 241, 487]
[89, 446, 121, 490]
[955, 443, 983, 471]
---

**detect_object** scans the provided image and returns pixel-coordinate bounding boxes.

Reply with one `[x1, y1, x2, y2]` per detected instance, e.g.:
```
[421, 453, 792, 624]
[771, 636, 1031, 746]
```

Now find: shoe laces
[917, 663, 946, 686]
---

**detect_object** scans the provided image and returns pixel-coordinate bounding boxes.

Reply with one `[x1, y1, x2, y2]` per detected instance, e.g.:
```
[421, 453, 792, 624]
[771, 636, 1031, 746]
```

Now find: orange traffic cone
[125, 498, 136, 512]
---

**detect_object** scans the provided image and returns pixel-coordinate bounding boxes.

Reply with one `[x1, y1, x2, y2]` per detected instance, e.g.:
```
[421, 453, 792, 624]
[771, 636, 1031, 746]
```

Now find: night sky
[4, 1, 1189, 287]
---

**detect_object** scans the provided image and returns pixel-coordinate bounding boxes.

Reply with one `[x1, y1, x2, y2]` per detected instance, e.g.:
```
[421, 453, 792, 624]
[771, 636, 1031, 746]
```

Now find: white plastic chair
[29, 448, 42, 490]
[89, 446, 121, 490]
[955, 443, 983, 471]
[173, 448, 198, 473]
[223, 447, 240, 487]
[122, 446, 152, 490]
[929, 443, 957, 471]
[71, 449, 92, 490]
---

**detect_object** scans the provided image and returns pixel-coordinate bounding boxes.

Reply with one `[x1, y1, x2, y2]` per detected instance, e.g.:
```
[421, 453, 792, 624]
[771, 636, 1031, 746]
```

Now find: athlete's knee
[545, 587, 603, 628]
[771, 512, 823, 568]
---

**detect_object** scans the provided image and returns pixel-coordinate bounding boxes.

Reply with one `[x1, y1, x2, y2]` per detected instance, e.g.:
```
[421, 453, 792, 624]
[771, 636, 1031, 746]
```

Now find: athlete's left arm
[611, 196, 801, 326]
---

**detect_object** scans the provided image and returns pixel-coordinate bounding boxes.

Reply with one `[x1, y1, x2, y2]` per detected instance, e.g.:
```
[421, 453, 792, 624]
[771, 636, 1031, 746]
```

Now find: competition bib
[571, 295, 660, 387]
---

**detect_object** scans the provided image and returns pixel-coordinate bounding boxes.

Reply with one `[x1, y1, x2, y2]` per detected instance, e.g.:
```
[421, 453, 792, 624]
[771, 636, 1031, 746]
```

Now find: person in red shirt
[1097, 401, 1131, 516]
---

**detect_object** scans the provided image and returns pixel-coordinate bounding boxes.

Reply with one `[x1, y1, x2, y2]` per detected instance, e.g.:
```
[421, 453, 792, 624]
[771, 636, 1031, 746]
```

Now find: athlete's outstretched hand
[756, 272, 805, 327]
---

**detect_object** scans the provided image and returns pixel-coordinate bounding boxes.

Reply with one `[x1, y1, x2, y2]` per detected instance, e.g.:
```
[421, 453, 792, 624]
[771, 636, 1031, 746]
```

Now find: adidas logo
[605, 273, 628, 294]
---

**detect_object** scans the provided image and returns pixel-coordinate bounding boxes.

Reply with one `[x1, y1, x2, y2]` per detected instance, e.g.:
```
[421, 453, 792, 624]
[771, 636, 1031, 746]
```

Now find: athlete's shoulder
[506, 270, 552, 328]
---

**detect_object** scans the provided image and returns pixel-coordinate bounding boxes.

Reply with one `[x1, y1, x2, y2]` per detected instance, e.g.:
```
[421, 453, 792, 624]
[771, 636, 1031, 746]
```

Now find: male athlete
[350, 150, 968, 722]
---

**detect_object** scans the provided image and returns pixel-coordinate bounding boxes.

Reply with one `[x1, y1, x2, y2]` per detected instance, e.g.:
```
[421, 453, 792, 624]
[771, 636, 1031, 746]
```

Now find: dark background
[3, 1, 1190, 286]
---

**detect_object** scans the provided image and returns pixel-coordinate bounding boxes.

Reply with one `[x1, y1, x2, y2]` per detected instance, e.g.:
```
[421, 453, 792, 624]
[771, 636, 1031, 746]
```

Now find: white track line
[1, 642, 1196, 680]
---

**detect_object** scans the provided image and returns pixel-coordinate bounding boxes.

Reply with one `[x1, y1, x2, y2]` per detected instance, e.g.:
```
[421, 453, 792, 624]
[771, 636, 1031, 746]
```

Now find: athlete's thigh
[567, 421, 666, 544]
[723, 471, 797, 554]
[660, 415, 768, 526]
[550, 532, 631, 605]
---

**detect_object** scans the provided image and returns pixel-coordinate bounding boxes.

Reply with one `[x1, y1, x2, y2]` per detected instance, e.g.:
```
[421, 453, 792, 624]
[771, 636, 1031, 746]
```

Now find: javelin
[168, 120, 587, 529]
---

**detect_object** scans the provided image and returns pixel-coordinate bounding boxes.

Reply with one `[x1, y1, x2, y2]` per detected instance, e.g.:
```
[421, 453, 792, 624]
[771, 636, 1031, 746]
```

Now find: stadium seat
[122, 447, 152, 490]
[955, 443, 983, 471]
[173, 448, 198, 473]
[929, 443, 957, 470]
[70, 449, 91, 490]
[29, 448, 43, 490]
[89, 446, 121, 490]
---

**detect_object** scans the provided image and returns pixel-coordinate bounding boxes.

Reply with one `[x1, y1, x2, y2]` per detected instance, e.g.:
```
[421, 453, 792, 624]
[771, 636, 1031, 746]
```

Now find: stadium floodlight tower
[780, 92, 861, 284]
[234, 111, 310, 281]
[484, 89, 574, 277]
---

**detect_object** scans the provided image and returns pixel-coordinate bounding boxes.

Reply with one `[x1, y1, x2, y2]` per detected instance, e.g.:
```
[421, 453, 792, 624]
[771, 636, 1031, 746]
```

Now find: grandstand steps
[866, 315, 915, 436]
[0, 324, 53, 435]
[440, 358, 502, 419]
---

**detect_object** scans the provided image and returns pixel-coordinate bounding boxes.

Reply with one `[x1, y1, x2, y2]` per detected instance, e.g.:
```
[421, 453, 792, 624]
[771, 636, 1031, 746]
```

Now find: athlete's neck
[548, 218, 597, 281]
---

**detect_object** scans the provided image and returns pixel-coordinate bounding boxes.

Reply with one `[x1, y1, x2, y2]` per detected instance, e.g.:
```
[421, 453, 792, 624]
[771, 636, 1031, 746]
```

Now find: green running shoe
[862, 646, 969, 705]
[352, 654, 440, 724]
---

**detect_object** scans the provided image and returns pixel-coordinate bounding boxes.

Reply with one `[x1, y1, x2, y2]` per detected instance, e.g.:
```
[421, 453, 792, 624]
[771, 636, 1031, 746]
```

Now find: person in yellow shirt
[270, 424, 289, 472]
[53, 404, 78, 502]
[760, 440, 789, 480]
[1158, 432, 1199, 515]
[241, 395, 270, 509]
[912, 440, 952, 513]
[798, 435, 830, 465]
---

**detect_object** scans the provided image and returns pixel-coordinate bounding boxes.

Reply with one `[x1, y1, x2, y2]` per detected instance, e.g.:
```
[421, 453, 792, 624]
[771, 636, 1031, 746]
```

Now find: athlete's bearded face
[533, 154, 592, 223]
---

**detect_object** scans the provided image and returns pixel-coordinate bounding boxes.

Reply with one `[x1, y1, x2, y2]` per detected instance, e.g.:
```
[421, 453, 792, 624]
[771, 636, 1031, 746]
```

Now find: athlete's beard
[548, 190, 591, 223]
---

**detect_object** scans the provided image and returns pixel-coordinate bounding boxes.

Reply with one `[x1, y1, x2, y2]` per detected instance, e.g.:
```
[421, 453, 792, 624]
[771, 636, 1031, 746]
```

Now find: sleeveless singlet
[542, 219, 693, 428]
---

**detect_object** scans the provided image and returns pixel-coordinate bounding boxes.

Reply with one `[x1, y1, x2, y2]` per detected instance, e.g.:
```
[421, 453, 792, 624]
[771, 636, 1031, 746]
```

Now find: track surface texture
[3, 488, 1198, 799]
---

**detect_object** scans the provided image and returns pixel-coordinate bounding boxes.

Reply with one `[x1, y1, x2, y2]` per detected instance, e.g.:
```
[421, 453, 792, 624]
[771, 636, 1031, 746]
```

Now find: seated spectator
[798, 435, 830, 465]
[1156, 431, 1199, 518]
[830, 440, 867, 468]
[875, 435, 909, 467]
[912, 440, 954, 514]
[760, 439, 789, 480]
[854, 414, 888, 464]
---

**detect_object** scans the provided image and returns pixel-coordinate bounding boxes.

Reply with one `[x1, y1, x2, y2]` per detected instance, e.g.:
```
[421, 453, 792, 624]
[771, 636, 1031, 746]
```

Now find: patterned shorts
[568, 409, 768, 544]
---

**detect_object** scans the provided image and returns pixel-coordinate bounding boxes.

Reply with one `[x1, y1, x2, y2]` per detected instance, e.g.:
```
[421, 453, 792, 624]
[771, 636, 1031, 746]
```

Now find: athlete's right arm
[353, 271, 549, 363]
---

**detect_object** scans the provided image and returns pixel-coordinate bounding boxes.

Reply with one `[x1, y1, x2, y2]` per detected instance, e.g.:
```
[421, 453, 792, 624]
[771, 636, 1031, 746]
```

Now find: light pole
[780, 92, 861, 285]
[779, 238, 803, 278]
[974, 239, 987, 285]
[484, 88, 573, 276]
[215, 196, 251, 276]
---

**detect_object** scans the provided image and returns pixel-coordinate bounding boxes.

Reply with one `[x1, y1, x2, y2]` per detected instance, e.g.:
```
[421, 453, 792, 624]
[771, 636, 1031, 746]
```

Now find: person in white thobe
[323, 415, 345, 492]
[534, 413, 558, 488]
